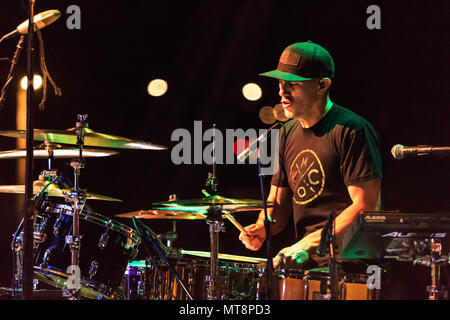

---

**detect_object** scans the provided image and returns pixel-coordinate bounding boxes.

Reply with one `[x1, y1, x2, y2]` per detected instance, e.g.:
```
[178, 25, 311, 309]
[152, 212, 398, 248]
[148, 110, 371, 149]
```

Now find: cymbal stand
[157, 221, 178, 248]
[205, 205, 225, 300]
[63, 114, 88, 299]
[414, 238, 449, 300]
[10, 170, 59, 298]
[427, 238, 445, 300]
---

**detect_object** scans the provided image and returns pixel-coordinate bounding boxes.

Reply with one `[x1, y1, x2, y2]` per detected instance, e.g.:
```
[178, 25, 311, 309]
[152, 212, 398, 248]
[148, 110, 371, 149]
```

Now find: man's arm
[239, 184, 292, 251]
[273, 178, 381, 266]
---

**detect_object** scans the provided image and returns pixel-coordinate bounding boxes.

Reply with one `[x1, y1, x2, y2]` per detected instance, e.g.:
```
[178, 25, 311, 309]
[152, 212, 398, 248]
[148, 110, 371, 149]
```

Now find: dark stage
[0, 0, 449, 300]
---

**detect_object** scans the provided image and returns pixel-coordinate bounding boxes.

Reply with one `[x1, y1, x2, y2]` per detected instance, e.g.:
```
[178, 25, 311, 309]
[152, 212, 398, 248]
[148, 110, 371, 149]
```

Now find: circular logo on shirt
[289, 149, 325, 205]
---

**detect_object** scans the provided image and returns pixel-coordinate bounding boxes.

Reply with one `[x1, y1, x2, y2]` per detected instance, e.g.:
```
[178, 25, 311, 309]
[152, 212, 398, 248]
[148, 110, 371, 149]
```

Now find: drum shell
[34, 201, 140, 298]
[255, 269, 377, 300]
[125, 257, 259, 300]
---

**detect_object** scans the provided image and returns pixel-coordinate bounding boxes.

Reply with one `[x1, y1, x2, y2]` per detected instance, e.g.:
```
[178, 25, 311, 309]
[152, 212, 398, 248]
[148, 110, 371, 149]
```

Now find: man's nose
[279, 84, 290, 97]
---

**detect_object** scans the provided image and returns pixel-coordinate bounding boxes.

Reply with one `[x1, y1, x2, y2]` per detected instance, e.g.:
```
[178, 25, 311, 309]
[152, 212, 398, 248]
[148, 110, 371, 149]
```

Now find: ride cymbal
[153, 194, 272, 207]
[0, 147, 118, 159]
[0, 180, 122, 202]
[0, 128, 167, 150]
[114, 209, 205, 220]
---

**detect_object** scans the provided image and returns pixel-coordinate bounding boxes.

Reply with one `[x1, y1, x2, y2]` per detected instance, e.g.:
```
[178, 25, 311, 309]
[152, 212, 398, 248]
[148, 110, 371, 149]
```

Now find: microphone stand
[257, 153, 273, 300]
[319, 209, 338, 300]
[132, 217, 193, 300]
[0, 35, 25, 110]
[237, 122, 281, 300]
[22, 0, 36, 300]
[329, 215, 338, 300]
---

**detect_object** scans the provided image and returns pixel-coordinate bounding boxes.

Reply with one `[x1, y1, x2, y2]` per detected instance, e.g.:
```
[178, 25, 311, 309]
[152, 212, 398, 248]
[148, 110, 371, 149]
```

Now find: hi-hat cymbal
[0, 180, 122, 202]
[0, 128, 167, 150]
[114, 209, 206, 220]
[0, 147, 118, 159]
[153, 194, 273, 210]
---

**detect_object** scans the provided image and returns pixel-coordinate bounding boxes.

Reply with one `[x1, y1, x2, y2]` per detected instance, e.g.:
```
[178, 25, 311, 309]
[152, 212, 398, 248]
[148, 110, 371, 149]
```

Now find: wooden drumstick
[223, 213, 249, 236]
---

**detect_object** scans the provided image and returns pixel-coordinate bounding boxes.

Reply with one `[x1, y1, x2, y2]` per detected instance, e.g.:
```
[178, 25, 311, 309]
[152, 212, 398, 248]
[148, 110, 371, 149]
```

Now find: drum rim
[39, 202, 141, 244]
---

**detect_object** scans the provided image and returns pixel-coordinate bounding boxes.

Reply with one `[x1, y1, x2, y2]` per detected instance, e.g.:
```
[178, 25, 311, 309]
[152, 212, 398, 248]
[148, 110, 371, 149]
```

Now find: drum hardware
[205, 205, 226, 300]
[61, 113, 89, 300]
[413, 238, 449, 300]
[156, 220, 178, 248]
[10, 172, 59, 297]
[316, 208, 339, 300]
[97, 221, 111, 249]
[131, 216, 194, 300]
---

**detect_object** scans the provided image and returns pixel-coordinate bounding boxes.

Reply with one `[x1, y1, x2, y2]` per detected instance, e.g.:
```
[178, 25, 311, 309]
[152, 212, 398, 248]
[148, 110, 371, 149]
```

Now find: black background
[0, 0, 449, 291]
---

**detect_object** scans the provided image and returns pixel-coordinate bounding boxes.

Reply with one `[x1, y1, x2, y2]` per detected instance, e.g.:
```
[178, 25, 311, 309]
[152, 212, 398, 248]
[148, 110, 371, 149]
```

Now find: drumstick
[223, 212, 249, 236]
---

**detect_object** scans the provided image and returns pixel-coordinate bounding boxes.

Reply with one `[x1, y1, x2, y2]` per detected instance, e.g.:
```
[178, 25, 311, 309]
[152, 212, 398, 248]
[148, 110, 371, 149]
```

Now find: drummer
[239, 41, 382, 270]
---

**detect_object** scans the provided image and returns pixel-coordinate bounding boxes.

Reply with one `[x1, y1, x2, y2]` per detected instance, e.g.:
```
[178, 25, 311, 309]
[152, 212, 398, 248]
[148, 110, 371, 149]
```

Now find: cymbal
[0, 180, 122, 202]
[0, 147, 118, 159]
[0, 128, 167, 150]
[114, 209, 206, 220]
[153, 195, 272, 210]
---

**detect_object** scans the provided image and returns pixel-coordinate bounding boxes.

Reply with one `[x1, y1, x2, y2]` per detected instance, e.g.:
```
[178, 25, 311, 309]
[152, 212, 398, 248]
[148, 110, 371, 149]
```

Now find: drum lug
[53, 214, 64, 236]
[33, 231, 47, 243]
[41, 247, 54, 266]
[89, 260, 99, 279]
[98, 232, 109, 249]
[98, 221, 111, 249]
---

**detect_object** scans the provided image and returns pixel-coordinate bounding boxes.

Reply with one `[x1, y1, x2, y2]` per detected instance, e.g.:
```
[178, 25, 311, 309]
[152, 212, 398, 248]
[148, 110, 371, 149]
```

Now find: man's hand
[238, 222, 266, 251]
[273, 239, 314, 268]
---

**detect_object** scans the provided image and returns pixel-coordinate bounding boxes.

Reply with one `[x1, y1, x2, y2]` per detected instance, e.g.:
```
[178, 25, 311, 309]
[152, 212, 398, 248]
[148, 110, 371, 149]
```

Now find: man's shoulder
[330, 103, 375, 132]
[280, 118, 300, 135]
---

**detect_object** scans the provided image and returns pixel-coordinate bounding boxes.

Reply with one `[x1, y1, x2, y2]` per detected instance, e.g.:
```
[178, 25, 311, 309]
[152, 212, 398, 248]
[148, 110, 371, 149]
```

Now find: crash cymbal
[0, 180, 122, 202]
[0, 127, 167, 150]
[114, 209, 205, 220]
[153, 195, 273, 209]
[0, 147, 118, 159]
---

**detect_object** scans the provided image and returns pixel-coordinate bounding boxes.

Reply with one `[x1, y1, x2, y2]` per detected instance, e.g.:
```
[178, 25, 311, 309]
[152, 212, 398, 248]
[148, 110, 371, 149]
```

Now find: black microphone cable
[132, 217, 193, 300]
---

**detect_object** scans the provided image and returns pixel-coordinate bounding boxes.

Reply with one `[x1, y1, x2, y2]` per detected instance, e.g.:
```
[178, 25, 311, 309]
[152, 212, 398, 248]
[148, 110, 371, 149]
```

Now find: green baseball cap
[259, 41, 335, 82]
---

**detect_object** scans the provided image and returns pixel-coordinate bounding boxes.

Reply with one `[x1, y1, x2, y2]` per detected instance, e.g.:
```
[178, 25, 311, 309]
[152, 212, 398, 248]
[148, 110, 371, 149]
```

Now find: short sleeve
[339, 125, 383, 186]
[271, 124, 290, 188]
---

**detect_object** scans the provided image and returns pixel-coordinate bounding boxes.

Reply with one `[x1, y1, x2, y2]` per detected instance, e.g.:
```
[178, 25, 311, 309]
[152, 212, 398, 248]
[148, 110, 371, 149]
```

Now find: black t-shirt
[271, 103, 383, 239]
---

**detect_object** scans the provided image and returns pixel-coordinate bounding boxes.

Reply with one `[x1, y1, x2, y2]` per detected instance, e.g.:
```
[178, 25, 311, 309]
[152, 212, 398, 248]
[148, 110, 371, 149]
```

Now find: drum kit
[1, 113, 298, 300]
[3, 114, 442, 301]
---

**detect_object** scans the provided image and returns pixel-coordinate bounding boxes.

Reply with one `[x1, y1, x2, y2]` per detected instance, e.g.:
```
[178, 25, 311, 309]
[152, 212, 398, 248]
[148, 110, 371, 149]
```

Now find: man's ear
[318, 78, 332, 94]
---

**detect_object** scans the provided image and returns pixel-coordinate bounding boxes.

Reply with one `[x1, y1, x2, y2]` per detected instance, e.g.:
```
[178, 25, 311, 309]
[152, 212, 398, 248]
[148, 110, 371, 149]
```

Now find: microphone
[316, 209, 336, 257]
[237, 122, 281, 162]
[0, 10, 61, 42]
[391, 144, 450, 160]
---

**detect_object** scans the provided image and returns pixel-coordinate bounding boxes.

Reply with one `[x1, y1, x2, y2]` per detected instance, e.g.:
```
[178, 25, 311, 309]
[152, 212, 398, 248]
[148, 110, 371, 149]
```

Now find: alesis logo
[381, 232, 447, 238]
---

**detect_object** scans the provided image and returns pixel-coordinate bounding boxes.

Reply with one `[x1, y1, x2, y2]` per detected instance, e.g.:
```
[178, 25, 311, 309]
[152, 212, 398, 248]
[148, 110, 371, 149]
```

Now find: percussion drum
[124, 250, 266, 300]
[31, 200, 141, 299]
[254, 267, 377, 300]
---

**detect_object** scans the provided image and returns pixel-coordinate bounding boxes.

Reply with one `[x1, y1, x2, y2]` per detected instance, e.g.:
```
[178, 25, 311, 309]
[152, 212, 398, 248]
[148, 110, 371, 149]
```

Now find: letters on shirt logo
[289, 149, 325, 205]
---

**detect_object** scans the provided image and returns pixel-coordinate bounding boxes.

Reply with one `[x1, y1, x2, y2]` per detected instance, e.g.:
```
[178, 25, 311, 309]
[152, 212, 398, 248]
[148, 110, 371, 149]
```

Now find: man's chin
[283, 109, 294, 119]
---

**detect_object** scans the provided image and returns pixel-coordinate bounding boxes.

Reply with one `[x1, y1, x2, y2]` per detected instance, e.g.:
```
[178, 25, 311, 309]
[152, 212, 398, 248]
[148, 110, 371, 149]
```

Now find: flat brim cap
[259, 42, 335, 81]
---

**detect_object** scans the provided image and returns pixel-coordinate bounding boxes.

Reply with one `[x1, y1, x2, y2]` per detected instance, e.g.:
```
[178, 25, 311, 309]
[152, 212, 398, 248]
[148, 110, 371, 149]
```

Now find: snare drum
[254, 267, 376, 300]
[32, 201, 140, 299]
[124, 250, 265, 300]
[306, 268, 376, 300]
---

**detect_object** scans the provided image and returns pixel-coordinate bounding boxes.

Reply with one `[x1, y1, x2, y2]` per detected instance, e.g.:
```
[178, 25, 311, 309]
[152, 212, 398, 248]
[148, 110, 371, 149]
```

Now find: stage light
[20, 75, 42, 90]
[259, 105, 276, 124]
[147, 79, 168, 97]
[242, 83, 262, 101]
